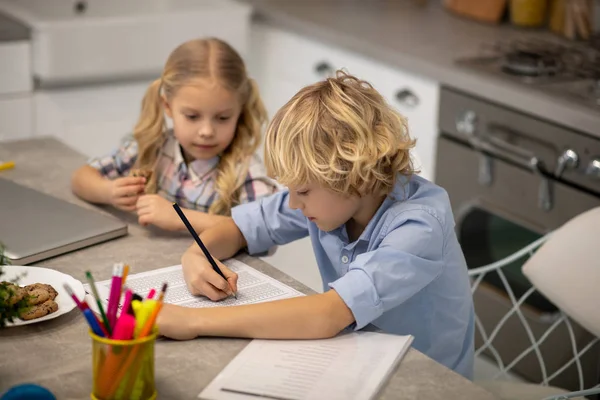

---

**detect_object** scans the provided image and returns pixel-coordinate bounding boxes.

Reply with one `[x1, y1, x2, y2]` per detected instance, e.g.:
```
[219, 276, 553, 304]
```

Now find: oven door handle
[466, 124, 554, 211]
[467, 124, 549, 176]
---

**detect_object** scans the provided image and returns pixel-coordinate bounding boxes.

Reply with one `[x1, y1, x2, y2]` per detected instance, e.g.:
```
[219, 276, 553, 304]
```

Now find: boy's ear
[162, 94, 173, 118]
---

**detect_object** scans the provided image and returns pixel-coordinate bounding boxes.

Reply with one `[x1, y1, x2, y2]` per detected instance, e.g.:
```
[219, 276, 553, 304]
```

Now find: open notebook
[199, 331, 414, 400]
[83, 259, 304, 312]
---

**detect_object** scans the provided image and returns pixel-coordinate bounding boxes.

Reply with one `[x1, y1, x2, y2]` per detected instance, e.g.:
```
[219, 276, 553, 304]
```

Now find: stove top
[456, 38, 600, 110]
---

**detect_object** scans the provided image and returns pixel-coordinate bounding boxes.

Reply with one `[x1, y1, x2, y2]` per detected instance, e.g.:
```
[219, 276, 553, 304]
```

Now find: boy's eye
[296, 190, 309, 196]
[185, 114, 199, 121]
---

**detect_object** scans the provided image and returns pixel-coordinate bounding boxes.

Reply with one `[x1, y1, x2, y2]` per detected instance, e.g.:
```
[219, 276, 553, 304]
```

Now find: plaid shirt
[88, 132, 279, 212]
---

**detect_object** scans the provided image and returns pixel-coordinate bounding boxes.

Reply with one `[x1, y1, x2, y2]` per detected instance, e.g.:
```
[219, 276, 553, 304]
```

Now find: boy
[157, 72, 475, 379]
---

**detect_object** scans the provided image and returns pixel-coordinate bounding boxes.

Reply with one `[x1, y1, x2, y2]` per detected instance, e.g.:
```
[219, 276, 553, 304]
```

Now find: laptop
[0, 178, 128, 265]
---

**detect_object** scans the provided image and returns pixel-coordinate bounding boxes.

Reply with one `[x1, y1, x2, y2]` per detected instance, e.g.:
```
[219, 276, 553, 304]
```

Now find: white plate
[1, 265, 86, 326]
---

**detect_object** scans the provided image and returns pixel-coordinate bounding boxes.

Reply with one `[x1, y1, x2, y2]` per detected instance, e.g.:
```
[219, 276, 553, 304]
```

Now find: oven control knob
[555, 149, 579, 178]
[586, 158, 600, 179]
[456, 110, 477, 136]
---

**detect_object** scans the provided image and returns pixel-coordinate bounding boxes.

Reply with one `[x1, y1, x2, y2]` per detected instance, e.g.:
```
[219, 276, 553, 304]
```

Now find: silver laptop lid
[0, 178, 127, 265]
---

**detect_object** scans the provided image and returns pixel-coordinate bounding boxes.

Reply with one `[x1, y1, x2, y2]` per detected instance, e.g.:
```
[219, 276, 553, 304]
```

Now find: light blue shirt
[232, 174, 475, 379]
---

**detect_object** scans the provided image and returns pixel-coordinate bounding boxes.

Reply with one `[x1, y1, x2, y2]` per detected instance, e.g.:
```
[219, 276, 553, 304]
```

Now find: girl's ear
[162, 94, 173, 119]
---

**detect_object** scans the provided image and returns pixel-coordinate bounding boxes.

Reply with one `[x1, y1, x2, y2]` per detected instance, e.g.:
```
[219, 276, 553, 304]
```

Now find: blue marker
[83, 308, 105, 337]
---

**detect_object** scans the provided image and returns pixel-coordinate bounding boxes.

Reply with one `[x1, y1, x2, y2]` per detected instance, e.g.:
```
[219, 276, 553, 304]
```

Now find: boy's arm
[188, 217, 248, 261]
[174, 174, 278, 233]
[231, 190, 309, 255]
[178, 208, 231, 234]
[185, 190, 308, 260]
[160, 289, 355, 340]
[179, 191, 309, 300]
[169, 209, 444, 340]
[191, 290, 354, 339]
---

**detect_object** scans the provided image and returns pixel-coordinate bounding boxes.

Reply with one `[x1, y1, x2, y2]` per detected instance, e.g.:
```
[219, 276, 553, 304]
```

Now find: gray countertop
[0, 137, 495, 400]
[240, 0, 600, 139]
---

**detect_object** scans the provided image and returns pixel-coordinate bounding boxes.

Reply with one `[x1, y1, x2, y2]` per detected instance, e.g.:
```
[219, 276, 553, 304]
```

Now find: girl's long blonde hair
[265, 70, 416, 197]
[132, 38, 267, 215]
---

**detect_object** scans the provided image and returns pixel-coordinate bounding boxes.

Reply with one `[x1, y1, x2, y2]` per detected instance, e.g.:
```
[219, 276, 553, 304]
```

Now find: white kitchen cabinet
[251, 23, 340, 120]
[0, 40, 34, 141]
[0, 0, 252, 87]
[0, 95, 34, 141]
[0, 41, 32, 95]
[251, 22, 439, 182]
[34, 80, 152, 158]
[361, 63, 440, 181]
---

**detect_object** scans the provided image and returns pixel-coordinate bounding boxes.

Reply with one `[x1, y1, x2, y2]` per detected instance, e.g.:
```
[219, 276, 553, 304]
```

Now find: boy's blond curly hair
[264, 70, 416, 197]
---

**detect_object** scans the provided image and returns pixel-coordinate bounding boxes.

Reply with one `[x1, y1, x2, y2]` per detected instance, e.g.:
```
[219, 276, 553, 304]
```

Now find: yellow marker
[132, 299, 156, 337]
[0, 161, 15, 171]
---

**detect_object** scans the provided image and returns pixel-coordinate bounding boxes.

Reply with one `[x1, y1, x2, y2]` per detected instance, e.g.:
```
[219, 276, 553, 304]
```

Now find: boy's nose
[288, 194, 303, 210]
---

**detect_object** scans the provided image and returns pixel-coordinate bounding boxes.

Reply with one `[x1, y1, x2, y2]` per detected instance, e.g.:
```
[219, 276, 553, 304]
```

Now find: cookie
[39, 283, 58, 300]
[24, 283, 58, 299]
[24, 283, 47, 292]
[24, 283, 52, 305]
[19, 299, 59, 321]
[130, 169, 153, 180]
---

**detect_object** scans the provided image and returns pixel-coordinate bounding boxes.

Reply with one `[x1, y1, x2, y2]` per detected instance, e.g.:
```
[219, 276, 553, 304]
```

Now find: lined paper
[199, 332, 414, 400]
[83, 259, 303, 312]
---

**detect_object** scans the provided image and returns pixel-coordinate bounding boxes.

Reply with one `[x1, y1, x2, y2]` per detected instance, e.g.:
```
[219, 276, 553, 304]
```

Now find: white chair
[469, 207, 600, 400]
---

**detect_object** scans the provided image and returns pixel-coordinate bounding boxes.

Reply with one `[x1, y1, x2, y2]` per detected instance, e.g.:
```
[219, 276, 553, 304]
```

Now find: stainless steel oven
[436, 86, 600, 391]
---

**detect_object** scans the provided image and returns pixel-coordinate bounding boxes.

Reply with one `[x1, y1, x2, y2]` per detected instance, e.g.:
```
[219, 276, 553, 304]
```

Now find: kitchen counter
[240, 0, 600, 139]
[0, 137, 496, 399]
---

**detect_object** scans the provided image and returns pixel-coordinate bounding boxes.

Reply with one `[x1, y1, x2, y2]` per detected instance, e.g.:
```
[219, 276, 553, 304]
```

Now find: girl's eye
[218, 116, 231, 122]
[297, 190, 309, 196]
[185, 114, 198, 121]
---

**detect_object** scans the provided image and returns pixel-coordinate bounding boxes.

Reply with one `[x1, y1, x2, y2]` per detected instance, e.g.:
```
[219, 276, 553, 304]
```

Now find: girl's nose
[197, 122, 215, 138]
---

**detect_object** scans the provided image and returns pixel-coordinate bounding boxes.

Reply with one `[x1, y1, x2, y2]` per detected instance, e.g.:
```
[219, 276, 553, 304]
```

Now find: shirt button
[341, 255, 349, 264]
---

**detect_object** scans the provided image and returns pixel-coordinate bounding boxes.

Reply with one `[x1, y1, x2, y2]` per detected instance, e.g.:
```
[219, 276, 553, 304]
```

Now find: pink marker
[106, 263, 124, 330]
[146, 288, 156, 300]
[63, 283, 85, 311]
[64, 283, 108, 337]
[120, 289, 133, 317]
[111, 313, 135, 340]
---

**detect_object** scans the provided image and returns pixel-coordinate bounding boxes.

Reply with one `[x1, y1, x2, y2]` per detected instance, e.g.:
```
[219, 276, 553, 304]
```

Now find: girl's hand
[157, 304, 199, 340]
[136, 194, 183, 231]
[182, 246, 238, 301]
[107, 177, 146, 211]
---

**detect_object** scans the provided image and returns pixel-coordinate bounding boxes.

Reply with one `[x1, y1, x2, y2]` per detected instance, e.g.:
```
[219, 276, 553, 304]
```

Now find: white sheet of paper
[83, 259, 304, 312]
[199, 331, 414, 400]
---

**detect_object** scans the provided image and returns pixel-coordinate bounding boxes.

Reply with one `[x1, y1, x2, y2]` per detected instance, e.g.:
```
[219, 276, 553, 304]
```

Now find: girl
[71, 38, 278, 232]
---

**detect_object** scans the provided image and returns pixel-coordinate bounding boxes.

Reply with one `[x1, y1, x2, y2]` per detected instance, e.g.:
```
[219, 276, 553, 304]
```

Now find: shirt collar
[172, 138, 219, 183]
[333, 174, 414, 245]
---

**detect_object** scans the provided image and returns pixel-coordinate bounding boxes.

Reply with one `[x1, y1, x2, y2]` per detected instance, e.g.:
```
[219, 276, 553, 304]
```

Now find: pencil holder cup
[89, 330, 157, 400]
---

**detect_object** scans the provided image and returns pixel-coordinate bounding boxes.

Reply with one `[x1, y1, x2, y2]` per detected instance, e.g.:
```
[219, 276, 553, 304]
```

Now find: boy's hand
[136, 194, 182, 231]
[182, 246, 238, 301]
[107, 176, 146, 211]
[157, 304, 199, 340]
